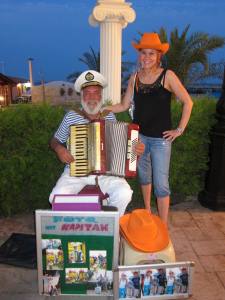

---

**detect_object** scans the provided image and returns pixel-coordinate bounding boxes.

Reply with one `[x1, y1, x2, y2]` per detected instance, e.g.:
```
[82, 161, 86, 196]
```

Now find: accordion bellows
[69, 120, 139, 177]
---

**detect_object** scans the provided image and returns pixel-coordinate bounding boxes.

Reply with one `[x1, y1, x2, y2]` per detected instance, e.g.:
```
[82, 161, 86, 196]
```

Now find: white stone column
[89, 0, 135, 104]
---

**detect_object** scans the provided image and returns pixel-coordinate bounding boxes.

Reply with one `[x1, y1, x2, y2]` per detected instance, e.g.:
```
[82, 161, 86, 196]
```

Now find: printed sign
[36, 210, 119, 297]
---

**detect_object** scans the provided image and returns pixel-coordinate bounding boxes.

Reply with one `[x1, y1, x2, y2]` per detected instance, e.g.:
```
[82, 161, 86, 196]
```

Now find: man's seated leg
[49, 169, 97, 203]
[98, 175, 133, 216]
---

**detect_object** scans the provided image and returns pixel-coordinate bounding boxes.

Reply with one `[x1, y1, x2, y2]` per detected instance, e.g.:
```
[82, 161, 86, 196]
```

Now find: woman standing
[105, 33, 193, 224]
[143, 270, 153, 296]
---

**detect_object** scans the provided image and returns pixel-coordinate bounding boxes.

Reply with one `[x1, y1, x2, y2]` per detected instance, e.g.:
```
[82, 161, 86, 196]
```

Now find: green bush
[170, 97, 217, 202]
[0, 104, 65, 216]
[0, 98, 217, 216]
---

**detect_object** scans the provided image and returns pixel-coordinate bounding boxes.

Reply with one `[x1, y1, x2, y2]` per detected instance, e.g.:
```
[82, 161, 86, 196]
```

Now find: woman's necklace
[140, 68, 162, 84]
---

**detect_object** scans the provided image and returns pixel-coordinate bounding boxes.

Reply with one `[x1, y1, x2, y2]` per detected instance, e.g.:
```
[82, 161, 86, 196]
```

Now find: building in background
[0, 73, 30, 106]
[32, 81, 80, 105]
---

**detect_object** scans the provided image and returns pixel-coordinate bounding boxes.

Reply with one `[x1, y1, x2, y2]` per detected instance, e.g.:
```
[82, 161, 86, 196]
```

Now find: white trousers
[49, 168, 133, 216]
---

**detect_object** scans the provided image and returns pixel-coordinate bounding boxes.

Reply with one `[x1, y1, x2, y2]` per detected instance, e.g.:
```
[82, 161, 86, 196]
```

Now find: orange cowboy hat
[132, 32, 169, 54]
[120, 209, 169, 253]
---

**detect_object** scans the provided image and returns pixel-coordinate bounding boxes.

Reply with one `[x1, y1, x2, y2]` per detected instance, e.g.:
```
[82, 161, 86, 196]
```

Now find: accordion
[69, 120, 139, 177]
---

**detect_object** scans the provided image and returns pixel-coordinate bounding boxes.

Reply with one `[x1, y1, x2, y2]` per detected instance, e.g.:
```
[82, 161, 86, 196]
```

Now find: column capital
[89, 0, 136, 28]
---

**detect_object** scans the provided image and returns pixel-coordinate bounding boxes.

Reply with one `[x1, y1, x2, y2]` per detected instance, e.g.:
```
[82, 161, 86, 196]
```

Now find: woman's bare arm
[163, 70, 193, 141]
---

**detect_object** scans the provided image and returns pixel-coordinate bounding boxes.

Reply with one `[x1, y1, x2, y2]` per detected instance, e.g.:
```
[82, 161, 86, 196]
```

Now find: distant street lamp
[28, 58, 34, 87]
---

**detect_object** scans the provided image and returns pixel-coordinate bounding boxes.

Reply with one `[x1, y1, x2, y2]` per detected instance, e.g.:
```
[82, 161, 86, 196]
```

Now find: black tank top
[133, 69, 172, 137]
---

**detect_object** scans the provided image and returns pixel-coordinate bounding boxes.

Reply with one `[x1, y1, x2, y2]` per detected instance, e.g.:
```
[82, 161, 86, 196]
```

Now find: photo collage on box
[119, 266, 189, 299]
[42, 239, 63, 296]
[41, 239, 113, 296]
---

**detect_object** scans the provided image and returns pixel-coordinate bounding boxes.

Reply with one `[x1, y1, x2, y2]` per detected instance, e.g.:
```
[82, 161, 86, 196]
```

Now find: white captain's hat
[74, 70, 107, 93]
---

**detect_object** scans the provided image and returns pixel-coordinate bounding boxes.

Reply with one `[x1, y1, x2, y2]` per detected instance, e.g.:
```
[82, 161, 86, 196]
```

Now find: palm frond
[161, 25, 225, 83]
[66, 71, 81, 83]
[158, 27, 168, 42]
[78, 47, 100, 71]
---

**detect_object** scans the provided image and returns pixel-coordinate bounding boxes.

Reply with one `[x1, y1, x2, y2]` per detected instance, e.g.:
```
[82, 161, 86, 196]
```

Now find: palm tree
[158, 25, 225, 84]
[79, 46, 100, 71]
[66, 47, 99, 82]
[67, 47, 135, 87]
[67, 47, 99, 82]
[136, 25, 225, 84]
[67, 71, 81, 83]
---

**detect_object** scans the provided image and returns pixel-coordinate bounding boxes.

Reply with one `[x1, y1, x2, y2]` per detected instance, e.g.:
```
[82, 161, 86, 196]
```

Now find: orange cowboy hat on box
[120, 209, 169, 253]
[132, 32, 169, 54]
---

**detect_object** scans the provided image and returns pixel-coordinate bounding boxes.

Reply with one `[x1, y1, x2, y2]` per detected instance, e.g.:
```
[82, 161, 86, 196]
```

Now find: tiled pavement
[0, 199, 224, 300]
[169, 200, 225, 300]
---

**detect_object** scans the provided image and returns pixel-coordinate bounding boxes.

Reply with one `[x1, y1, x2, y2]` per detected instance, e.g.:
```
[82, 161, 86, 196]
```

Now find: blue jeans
[166, 285, 174, 294]
[138, 134, 171, 198]
[143, 284, 151, 295]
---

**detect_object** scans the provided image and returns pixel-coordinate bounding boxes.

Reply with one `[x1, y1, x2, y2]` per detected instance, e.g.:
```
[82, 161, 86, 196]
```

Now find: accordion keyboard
[70, 125, 90, 176]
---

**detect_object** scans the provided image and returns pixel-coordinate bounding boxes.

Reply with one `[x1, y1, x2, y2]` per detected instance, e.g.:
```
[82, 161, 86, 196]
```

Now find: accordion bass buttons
[127, 140, 131, 159]
[128, 129, 139, 172]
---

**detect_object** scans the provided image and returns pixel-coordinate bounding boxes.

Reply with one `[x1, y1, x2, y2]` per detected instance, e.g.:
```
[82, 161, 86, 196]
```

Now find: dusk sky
[0, 0, 225, 82]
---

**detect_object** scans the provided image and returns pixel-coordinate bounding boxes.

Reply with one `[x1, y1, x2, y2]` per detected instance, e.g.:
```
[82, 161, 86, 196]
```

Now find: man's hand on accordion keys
[55, 143, 75, 164]
[134, 140, 145, 156]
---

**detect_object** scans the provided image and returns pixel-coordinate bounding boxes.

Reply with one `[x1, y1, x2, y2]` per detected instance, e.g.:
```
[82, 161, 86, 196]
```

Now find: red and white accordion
[69, 120, 139, 177]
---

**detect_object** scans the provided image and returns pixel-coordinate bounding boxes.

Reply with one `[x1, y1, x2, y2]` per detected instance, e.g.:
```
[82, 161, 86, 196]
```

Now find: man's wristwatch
[176, 127, 184, 134]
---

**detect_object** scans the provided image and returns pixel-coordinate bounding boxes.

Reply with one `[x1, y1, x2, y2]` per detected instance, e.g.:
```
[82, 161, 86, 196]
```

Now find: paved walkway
[0, 199, 224, 300]
[168, 200, 225, 300]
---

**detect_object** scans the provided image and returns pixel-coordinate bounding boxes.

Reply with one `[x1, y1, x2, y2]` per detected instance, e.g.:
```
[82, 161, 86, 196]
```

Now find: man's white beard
[81, 99, 103, 115]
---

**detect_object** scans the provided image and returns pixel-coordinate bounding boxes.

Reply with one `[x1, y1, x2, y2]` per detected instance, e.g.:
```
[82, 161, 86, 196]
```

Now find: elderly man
[49, 70, 144, 216]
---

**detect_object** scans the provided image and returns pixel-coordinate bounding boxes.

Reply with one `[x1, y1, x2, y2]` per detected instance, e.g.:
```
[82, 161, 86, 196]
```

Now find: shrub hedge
[169, 97, 217, 203]
[0, 98, 217, 216]
[0, 104, 64, 216]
